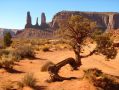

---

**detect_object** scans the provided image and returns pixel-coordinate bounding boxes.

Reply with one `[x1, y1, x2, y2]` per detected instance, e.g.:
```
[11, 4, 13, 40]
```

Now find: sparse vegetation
[84, 68, 119, 90]
[0, 45, 35, 71]
[0, 49, 19, 70]
[0, 54, 15, 70]
[18, 73, 37, 88]
[13, 45, 35, 59]
[11, 38, 71, 51]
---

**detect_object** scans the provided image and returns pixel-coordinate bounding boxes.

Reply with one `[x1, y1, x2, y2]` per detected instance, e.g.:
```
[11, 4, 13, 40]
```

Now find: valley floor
[0, 49, 119, 90]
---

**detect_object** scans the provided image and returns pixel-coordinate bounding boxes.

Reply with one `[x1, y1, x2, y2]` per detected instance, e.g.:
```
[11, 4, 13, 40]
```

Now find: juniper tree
[4, 32, 12, 47]
[48, 15, 117, 82]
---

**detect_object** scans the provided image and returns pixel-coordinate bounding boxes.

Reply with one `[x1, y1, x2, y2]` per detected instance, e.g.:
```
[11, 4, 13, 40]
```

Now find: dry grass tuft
[18, 73, 37, 88]
[84, 68, 119, 90]
[41, 61, 54, 72]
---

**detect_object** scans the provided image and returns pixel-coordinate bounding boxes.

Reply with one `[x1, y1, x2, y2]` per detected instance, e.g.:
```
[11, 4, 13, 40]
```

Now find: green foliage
[59, 15, 117, 60]
[3, 32, 12, 47]
[59, 15, 96, 44]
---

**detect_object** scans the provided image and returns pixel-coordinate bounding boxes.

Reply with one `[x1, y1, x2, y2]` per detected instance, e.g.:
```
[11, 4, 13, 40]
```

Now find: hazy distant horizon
[0, 0, 119, 29]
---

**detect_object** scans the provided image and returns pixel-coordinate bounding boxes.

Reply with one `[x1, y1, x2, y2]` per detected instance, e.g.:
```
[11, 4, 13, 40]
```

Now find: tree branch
[80, 50, 96, 58]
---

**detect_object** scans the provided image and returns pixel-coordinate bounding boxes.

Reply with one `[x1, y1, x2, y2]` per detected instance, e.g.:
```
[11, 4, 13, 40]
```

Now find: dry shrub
[0, 54, 16, 70]
[0, 46, 35, 70]
[41, 61, 54, 72]
[0, 49, 21, 70]
[0, 49, 9, 57]
[42, 47, 50, 52]
[18, 73, 37, 88]
[14, 45, 35, 59]
[84, 68, 119, 90]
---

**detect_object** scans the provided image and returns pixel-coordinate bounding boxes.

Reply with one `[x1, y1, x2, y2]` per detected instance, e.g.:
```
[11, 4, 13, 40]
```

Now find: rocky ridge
[2, 11, 119, 39]
[51, 11, 119, 30]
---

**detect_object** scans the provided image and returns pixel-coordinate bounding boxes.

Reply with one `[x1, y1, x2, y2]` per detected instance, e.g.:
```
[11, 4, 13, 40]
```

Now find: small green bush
[3, 32, 12, 47]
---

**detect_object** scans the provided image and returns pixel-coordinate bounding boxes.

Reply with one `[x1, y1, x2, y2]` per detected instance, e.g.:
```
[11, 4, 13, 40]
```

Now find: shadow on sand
[33, 85, 47, 90]
[6, 68, 24, 73]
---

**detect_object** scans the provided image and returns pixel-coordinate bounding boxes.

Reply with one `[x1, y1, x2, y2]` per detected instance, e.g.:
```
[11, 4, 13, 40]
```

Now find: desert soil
[0, 46, 119, 90]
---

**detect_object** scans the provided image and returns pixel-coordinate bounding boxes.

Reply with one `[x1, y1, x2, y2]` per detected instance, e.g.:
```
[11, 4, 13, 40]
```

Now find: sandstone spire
[25, 11, 32, 28]
[41, 12, 46, 25]
[34, 17, 40, 29]
[36, 17, 39, 26]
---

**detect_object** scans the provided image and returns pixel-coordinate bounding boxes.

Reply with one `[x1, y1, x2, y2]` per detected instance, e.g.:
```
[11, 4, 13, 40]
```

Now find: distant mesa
[25, 11, 49, 30]
[1, 10, 118, 39]
[24, 11, 119, 32]
[52, 11, 119, 30]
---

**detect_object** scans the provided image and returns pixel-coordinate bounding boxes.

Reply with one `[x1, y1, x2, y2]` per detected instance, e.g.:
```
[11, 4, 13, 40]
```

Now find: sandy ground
[0, 46, 119, 90]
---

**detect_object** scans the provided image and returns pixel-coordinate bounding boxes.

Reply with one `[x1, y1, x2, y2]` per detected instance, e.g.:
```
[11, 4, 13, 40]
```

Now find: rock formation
[25, 11, 32, 28]
[22, 11, 119, 38]
[25, 12, 49, 29]
[36, 17, 39, 26]
[40, 12, 49, 29]
[41, 12, 46, 25]
[51, 11, 119, 30]
[25, 11, 119, 31]
[34, 17, 40, 29]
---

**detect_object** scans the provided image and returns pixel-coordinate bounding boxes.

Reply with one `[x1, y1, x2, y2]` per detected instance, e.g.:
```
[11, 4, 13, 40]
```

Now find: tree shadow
[6, 68, 24, 73]
[28, 57, 47, 60]
[34, 85, 47, 90]
[35, 57, 47, 60]
[46, 76, 78, 83]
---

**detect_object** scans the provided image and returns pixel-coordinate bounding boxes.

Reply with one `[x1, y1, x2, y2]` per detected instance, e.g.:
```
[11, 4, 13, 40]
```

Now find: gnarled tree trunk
[74, 49, 82, 67]
[47, 47, 96, 82]
[47, 44, 83, 82]
[48, 58, 78, 82]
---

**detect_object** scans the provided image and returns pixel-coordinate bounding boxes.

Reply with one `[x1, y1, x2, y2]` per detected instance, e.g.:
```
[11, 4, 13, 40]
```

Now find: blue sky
[0, 0, 119, 29]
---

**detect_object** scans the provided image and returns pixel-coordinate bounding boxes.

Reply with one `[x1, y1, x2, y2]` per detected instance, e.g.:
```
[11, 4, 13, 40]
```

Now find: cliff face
[51, 11, 119, 30]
